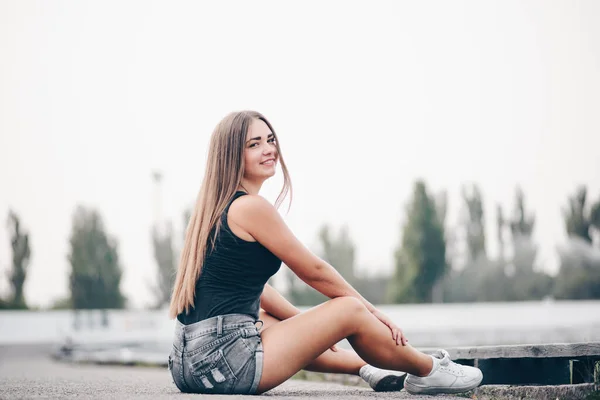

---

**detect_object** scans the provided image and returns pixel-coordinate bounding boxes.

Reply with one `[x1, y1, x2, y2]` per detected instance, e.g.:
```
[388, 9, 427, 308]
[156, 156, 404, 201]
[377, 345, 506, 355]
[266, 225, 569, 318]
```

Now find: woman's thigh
[258, 309, 281, 331]
[256, 297, 366, 393]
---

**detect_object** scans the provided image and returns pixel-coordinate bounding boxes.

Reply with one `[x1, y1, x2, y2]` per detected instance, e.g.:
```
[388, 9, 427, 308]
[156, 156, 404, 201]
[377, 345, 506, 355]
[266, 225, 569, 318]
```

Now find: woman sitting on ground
[168, 110, 483, 395]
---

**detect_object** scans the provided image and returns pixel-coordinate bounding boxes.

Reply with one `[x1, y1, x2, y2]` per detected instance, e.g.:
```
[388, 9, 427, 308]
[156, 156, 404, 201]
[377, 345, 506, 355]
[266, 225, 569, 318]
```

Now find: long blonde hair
[169, 111, 292, 318]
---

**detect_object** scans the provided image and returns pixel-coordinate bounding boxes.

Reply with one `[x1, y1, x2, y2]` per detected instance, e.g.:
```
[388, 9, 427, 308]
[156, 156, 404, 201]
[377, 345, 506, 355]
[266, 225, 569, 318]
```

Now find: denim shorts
[169, 314, 264, 395]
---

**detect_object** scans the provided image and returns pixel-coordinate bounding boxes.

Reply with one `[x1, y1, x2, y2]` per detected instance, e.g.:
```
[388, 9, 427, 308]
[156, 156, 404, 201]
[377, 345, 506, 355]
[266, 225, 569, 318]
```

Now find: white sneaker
[404, 349, 483, 395]
[359, 364, 406, 392]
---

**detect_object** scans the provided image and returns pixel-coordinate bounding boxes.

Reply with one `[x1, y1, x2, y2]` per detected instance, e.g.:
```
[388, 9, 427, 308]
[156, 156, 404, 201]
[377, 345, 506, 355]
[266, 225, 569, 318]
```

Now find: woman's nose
[263, 144, 274, 156]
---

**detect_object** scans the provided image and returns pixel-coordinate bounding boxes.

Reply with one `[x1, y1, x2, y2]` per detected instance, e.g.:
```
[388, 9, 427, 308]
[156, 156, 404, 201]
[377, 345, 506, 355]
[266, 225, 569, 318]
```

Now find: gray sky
[1, 1, 599, 308]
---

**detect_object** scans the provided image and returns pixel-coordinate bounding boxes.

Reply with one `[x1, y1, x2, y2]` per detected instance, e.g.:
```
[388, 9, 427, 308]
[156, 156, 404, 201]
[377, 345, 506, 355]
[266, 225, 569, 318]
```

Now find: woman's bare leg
[259, 309, 365, 375]
[257, 297, 433, 393]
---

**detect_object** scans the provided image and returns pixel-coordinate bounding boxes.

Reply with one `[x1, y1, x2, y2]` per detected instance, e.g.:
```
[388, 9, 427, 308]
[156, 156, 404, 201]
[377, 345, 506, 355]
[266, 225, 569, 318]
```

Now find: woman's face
[243, 118, 278, 181]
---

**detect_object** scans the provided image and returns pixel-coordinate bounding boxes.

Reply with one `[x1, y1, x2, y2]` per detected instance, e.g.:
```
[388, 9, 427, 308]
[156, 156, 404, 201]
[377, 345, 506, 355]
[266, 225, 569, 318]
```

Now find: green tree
[150, 223, 176, 308]
[68, 206, 126, 310]
[462, 184, 487, 262]
[497, 204, 505, 264]
[563, 186, 600, 244]
[318, 224, 356, 282]
[555, 186, 600, 299]
[5, 210, 31, 309]
[49, 296, 72, 310]
[433, 190, 450, 303]
[446, 186, 553, 302]
[391, 180, 447, 303]
[555, 239, 600, 299]
[506, 187, 553, 300]
[592, 201, 600, 237]
[508, 187, 536, 275]
[444, 184, 493, 302]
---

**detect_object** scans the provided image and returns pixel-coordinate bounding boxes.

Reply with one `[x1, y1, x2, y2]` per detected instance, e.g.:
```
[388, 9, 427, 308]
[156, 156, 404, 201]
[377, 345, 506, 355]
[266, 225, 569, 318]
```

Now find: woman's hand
[329, 343, 338, 352]
[372, 310, 408, 346]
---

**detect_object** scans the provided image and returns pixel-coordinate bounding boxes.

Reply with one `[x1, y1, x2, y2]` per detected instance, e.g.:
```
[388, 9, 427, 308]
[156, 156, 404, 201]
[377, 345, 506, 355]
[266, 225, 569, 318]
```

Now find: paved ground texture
[1, 345, 597, 400]
[0, 345, 466, 400]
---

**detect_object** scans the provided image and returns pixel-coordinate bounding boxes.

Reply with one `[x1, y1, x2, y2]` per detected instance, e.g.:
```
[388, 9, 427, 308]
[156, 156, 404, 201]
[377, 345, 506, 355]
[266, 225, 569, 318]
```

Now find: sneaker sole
[404, 377, 482, 395]
[373, 373, 406, 392]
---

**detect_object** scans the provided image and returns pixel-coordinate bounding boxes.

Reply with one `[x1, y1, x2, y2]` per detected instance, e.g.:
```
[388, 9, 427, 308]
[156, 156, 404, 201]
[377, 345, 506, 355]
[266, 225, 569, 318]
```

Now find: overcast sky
[1, 1, 599, 308]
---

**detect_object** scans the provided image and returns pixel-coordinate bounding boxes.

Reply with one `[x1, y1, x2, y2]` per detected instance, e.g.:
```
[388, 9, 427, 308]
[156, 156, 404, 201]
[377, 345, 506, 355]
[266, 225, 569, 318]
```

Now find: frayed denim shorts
[169, 314, 264, 395]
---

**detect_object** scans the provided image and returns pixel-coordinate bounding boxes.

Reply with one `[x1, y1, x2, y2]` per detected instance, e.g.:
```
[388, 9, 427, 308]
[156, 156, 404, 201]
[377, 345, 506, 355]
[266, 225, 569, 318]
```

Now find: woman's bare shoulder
[230, 193, 273, 212]
[228, 194, 321, 276]
[228, 194, 277, 224]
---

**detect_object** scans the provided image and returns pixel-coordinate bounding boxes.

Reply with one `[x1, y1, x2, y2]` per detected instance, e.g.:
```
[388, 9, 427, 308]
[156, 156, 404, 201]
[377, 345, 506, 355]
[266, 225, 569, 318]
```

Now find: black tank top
[177, 191, 282, 324]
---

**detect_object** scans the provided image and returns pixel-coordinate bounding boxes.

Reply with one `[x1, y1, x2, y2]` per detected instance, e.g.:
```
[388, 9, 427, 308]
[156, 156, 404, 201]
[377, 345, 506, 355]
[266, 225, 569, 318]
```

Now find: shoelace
[439, 359, 465, 376]
[437, 351, 466, 377]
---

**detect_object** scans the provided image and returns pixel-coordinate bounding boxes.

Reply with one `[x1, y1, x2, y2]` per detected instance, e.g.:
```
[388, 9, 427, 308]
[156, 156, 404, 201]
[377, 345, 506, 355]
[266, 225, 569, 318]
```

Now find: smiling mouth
[261, 159, 276, 165]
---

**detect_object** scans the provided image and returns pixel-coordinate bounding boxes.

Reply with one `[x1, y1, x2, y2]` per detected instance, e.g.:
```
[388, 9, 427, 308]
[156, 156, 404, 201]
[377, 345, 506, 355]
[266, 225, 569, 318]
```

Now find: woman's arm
[260, 283, 301, 320]
[229, 195, 406, 345]
[229, 195, 376, 312]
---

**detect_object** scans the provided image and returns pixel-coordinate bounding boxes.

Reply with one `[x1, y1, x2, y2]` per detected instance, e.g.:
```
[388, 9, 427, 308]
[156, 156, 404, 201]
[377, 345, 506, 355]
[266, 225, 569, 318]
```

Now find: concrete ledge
[442, 342, 600, 359]
[433, 342, 600, 386]
[475, 383, 598, 400]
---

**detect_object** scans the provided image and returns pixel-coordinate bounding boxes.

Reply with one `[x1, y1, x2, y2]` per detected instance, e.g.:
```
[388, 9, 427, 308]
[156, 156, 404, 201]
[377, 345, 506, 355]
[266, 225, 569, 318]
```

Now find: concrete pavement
[1, 345, 597, 399]
[0, 345, 461, 399]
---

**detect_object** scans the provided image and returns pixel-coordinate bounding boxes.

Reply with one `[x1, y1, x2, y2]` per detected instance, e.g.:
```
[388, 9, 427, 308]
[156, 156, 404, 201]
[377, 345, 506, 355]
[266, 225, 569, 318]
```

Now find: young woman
[168, 110, 483, 395]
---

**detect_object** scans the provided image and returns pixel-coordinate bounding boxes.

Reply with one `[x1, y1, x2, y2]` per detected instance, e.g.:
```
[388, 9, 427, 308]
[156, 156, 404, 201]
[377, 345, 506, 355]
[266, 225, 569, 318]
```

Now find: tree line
[1, 183, 599, 310]
[284, 183, 600, 305]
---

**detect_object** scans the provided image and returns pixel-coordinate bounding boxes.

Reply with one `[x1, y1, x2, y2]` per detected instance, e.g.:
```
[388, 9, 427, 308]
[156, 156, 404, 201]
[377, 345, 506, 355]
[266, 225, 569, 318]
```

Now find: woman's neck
[238, 179, 262, 195]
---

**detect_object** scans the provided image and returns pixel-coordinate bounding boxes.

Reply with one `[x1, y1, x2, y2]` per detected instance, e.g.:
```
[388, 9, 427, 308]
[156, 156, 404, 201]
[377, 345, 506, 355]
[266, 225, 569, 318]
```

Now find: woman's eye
[249, 138, 275, 148]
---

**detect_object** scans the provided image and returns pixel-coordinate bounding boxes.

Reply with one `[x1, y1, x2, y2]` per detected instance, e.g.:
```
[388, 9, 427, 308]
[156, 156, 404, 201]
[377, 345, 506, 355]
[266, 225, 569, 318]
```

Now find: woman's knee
[325, 297, 369, 334]
[328, 296, 368, 315]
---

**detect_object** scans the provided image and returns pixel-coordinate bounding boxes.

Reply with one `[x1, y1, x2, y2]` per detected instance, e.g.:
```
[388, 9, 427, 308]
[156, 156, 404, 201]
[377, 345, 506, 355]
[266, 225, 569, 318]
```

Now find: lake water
[1, 300, 599, 352]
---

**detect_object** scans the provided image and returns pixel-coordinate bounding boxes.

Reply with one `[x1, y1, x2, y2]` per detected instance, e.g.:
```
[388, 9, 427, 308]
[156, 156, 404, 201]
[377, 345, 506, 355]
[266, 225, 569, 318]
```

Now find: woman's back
[177, 191, 281, 325]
